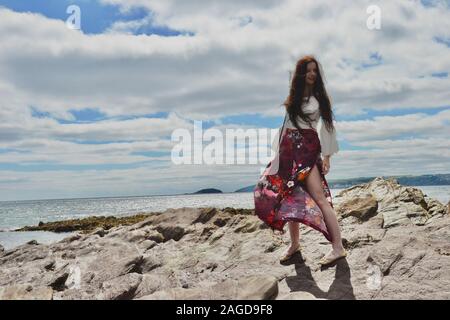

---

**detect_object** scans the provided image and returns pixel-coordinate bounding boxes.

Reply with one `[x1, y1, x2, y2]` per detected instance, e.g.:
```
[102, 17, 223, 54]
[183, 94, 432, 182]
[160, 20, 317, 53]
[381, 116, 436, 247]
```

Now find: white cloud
[1, 1, 449, 120]
[338, 109, 450, 141]
[0, 1, 449, 200]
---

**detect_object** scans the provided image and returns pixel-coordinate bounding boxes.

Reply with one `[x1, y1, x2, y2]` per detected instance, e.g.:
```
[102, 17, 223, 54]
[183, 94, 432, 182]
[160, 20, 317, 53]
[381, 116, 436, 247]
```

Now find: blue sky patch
[110, 111, 169, 121]
[362, 52, 383, 68]
[434, 36, 450, 47]
[131, 151, 171, 157]
[30, 106, 52, 119]
[0, 148, 29, 154]
[431, 72, 448, 78]
[338, 141, 373, 151]
[30, 106, 170, 124]
[63, 108, 107, 123]
[421, 0, 450, 8]
[337, 105, 449, 121]
[0, 0, 191, 36]
[217, 113, 283, 129]
[0, 160, 167, 172]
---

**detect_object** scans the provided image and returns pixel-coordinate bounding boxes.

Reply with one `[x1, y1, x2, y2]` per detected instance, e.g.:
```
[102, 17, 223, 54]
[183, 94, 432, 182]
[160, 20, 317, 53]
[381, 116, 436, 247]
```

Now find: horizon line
[1, 172, 449, 203]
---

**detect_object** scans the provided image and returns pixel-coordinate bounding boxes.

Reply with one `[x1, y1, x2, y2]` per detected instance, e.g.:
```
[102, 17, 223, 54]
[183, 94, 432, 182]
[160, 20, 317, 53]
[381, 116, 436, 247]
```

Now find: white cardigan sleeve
[271, 114, 288, 154]
[271, 128, 280, 153]
[266, 115, 288, 175]
[318, 117, 339, 157]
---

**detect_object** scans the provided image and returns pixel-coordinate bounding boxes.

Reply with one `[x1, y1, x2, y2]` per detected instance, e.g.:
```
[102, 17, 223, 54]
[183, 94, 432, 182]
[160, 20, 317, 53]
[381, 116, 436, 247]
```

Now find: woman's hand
[322, 156, 330, 175]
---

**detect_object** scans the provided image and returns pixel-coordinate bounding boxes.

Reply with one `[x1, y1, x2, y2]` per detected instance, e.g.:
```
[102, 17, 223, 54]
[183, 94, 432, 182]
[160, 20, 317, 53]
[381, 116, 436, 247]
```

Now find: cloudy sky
[0, 0, 449, 201]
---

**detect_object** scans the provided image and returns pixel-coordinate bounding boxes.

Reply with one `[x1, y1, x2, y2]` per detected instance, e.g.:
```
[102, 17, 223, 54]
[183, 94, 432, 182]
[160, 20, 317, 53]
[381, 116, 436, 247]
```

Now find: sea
[1, 185, 449, 250]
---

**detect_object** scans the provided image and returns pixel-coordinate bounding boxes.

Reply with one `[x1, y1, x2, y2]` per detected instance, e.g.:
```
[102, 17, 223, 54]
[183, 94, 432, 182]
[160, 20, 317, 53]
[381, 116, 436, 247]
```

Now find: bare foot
[279, 243, 302, 263]
[319, 248, 347, 266]
[284, 243, 300, 256]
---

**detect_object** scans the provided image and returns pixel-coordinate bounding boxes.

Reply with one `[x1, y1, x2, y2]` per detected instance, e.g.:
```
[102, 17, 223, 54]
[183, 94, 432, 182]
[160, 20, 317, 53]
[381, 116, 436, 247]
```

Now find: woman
[253, 55, 347, 266]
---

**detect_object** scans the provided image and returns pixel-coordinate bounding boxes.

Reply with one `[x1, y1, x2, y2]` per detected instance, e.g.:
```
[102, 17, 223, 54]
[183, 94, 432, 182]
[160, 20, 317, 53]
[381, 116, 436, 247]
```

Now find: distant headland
[185, 188, 223, 195]
[234, 173, 450, 193]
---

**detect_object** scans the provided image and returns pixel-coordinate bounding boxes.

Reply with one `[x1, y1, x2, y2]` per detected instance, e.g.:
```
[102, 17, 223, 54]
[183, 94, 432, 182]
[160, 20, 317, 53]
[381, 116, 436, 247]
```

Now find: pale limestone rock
[0, 285, 53, 300]
[1, 178, 449, 300]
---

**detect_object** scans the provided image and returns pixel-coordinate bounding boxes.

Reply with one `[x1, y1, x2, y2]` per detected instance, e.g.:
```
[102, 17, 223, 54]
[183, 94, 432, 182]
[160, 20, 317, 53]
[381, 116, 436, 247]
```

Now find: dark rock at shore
[1, 177, 449, 300]
[15, 214, 154, 234]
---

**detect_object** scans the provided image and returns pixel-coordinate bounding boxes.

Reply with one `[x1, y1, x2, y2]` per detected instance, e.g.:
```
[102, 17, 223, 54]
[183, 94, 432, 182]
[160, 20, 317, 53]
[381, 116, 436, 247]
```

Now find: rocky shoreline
[15, 214, 156, 234]
[1, 177, 449, 300]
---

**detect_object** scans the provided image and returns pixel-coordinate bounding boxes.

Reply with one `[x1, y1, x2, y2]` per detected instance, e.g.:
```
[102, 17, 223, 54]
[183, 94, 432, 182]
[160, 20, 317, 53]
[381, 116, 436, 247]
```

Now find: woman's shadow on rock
[282, 252, 356, 300]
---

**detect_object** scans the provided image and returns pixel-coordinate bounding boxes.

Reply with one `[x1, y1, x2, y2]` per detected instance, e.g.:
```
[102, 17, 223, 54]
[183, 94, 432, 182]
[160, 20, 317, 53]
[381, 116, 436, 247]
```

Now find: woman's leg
[304, 163, 345, 253]
[288, 221, 300, 249]
[281, 221, 300, 257]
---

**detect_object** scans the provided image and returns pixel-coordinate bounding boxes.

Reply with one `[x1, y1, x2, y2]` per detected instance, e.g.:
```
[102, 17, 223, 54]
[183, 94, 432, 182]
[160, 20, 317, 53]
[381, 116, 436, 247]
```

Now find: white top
[271, 95, 339, 157]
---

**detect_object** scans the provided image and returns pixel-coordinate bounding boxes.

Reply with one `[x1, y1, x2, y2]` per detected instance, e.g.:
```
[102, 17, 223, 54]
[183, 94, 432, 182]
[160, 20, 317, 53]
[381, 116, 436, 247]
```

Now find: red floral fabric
[254, 128, 333, 241]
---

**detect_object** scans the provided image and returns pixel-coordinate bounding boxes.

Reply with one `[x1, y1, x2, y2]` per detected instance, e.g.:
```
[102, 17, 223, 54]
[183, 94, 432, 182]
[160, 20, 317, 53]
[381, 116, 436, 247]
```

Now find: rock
[139, 254, 163, 273]
[277, 292, 321, 300]
[61, 252, 76, 260]
[48, 267, 70, 291]
[92, 228, 107, 237]
[336, 177, 445, 227]
[137, 288, 199, 300]
[0, 244, 50, 266]
[397, 187, 428, 208]
[342, 229, 386, 249]
[222, 207, 254, 216]
[138, 275, 278, 300]
[367, 239, 405, 275]
[133, 217, 156, 229]
[122, 229, 147, 243]
[139, 240, 157, 251]
[15, 214, 154, 233]
[99, 273, 142, 300]
[134, 274, 173, 299]
[146, 230, 165, 243]
[234, 275, 278, 299]
[337, 193, 378, 221]
[83, 252, 144, 288]
[234, 219, 260, 233]
[155, 224, 185, 242]
[425, 197, 448, 217]
[380, 202, 428, 228]
[60, 234, 82, 243]
[192, 207, 217, 224]
[213, 217, 230, 227]
[209, 228, 226, 244]
[1, 178, 449, 300]
[0, 285, 53, 300]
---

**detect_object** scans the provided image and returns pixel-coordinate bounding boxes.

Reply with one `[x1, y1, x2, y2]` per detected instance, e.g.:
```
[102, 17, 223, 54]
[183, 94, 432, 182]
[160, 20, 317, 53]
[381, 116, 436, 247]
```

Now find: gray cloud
[0, 1, 449, 200]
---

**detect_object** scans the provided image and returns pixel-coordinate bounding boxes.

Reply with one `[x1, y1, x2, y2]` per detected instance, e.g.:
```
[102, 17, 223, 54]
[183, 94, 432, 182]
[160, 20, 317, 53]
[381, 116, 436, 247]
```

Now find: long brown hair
[282, 55, 336, 132]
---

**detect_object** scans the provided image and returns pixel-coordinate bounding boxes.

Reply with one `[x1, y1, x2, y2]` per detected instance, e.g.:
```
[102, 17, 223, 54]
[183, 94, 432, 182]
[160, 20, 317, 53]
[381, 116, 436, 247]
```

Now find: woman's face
[305, 61, 317, 86]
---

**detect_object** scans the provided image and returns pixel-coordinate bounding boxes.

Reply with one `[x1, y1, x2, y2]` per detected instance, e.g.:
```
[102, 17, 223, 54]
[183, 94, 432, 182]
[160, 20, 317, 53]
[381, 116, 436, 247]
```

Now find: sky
[0, 0, 449, 201]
